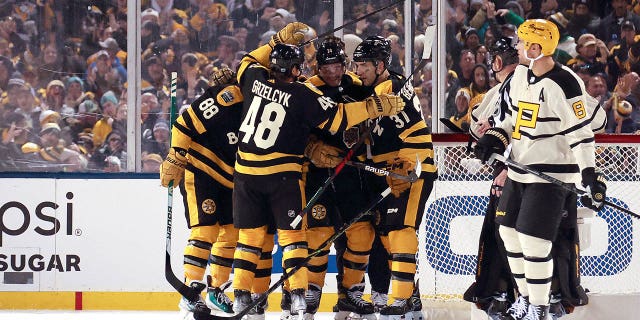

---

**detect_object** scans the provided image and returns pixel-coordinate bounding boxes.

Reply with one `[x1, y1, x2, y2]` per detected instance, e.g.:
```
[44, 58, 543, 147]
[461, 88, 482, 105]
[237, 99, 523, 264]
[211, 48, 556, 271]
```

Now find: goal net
[418, 134, 640, 306]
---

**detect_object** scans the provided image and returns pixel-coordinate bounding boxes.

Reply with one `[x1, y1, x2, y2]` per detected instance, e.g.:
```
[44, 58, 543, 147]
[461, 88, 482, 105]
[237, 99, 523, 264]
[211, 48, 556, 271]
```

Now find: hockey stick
[164, 72, 208, 305]
[488, 153, 640, 219]
[338, 158, 419, 182]
[299, 0, 403, 47]
[290, 128, 371, 228]
[194, 187, 397, 320]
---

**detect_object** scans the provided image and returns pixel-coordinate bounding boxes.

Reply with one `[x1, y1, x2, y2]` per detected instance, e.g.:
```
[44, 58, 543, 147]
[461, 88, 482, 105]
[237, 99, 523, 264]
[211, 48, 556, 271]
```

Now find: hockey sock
[233, 226, 268, 291]
[384, 227, 418, 300]
[210, 224, 237, 288]
[252, 233, 275, 293]
[342, 221, 374, 289]
[499, 226, 528, 296]
[519, 232, 553, 306]
[306, 226, 334, 287]
[184, 225, 219, 283]
[278, 229, 308, 291]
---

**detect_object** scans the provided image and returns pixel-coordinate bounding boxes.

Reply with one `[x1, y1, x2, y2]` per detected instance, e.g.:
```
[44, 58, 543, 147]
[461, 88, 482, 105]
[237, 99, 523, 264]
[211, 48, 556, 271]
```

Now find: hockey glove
[209, 66, 236, 86]
[385, 157, 416, 198]
[365, 94, 405, 119]
[304, 136, 343, 168]
[581, 167, 607, 211]
[160, 148, 187, 187]
[473, 128, 509, 163]
[270, 22, 311, 47]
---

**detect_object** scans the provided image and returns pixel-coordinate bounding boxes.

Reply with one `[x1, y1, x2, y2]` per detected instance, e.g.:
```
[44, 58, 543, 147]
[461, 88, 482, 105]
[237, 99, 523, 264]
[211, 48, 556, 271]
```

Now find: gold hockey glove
[160, 148, 187, 187]
[365, 94, 405, 119]
[270, 22, 311, 46]
[385, 157, 415, 197]
[209, 66, 236, 86]
[304, 136, 343, 168]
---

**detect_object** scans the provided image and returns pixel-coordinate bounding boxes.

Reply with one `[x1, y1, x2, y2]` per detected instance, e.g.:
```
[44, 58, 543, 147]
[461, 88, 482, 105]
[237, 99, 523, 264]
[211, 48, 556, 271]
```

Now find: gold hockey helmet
[517, 19, 560, 57]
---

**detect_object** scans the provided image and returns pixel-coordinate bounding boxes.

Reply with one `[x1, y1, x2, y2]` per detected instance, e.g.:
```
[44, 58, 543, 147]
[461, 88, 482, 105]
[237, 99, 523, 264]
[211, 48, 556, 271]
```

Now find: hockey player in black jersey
[230, 22, 405, 320]
[352, 36, 438, 320]
[474, 20, 607, 320]
[160, 67, 245, 317]
[298, 36, 376, 320]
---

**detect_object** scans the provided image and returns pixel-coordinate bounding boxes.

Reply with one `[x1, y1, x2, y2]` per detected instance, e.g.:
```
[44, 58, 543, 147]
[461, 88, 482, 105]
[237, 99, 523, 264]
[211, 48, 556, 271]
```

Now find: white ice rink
[0, 311, 330, 320]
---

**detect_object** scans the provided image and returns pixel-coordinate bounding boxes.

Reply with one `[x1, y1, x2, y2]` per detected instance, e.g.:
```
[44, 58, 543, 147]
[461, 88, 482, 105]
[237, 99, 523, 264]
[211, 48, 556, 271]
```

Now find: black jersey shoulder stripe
[569, 136, 595, 149]
[546, 64, 583, 99]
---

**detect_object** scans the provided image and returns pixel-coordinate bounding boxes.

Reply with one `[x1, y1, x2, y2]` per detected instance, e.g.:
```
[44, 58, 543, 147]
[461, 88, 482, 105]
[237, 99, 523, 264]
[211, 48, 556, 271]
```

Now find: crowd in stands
[0, 0, 639, 173]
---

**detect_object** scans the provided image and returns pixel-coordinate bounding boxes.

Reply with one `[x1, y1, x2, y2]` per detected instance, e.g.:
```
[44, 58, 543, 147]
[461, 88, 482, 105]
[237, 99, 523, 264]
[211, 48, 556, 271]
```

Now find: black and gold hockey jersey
[369, 73, 437, 179]
[498, 64, 596, 184]
[171, 84, 244, 188]
[306, 72, 372, 150]
[234, 51, 372, 179]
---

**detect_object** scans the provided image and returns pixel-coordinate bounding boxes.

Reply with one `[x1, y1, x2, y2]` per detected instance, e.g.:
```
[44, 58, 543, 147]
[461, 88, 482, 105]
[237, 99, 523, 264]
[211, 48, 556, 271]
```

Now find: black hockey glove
[473, 128, 509, 163]
[581, 167, 607, 211]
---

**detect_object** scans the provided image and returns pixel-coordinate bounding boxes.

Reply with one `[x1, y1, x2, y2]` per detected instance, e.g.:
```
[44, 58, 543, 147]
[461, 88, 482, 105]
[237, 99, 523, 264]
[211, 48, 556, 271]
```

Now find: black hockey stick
[193, 187, 396, 320]
[488, 153, 640, 219]
[164, 73, 209, 305]
[299, 0, 403, 47]
[290, 127, 371, 228]
[338, 157, 419, 182]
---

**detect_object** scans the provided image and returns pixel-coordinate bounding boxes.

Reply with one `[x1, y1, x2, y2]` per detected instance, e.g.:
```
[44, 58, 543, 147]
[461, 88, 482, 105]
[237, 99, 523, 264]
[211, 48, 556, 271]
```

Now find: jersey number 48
[239, 96, 286, 149]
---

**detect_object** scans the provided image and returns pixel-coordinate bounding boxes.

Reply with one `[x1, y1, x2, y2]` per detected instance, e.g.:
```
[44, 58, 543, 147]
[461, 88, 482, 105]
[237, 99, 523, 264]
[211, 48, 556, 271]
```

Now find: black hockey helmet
[316, 36, 346, 66]
[489, 36, 518, 66]
[270, 43, 304, 75]
[353, 36, 392, 67]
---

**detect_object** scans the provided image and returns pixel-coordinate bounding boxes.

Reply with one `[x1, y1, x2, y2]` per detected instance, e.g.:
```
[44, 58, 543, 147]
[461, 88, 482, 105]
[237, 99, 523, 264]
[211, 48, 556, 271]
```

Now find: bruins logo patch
[311, 204, 327, 220]
[202, 199, 216, 214]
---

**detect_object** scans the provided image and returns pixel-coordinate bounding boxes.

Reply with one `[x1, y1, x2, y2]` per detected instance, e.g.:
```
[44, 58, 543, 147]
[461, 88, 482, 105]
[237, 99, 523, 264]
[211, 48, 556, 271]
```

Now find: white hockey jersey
[498, 64, 596, 184]
[470, 72, 515, 140]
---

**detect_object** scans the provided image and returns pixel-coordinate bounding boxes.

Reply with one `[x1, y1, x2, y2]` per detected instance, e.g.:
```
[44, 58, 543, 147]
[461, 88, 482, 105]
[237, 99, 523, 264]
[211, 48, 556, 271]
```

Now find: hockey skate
[335, 284, 376, 320]
[507, 295, 530, 320]
[548, 294, 566, 320]
[178, 281, 208, 320]
[205, 280, 233, 314]
[281, 288, 292, 320]
[379, 298, 413, 320]
[232, 290, 266, 320]
[409, 286, 424, 320]
[371, 290, 388, 312]
[289, 288, 307, 320]
[523, 304, 551, 320]
[486, 292, 510, 320]
[304, 283, 322, 320]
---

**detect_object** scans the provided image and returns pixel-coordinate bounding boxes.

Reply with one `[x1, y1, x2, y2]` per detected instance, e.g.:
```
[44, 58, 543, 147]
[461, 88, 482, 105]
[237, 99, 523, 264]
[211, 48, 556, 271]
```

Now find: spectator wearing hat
[230, 0, 273, 50]
[12, 80, 38, 131]
[608, 20, 640, 88]
[44, 80, 74, 118]
[99, 37, 127, 71]
[90, 129, 126, 172]
[19, 122, 62, 160]
[141, 20, 162, 52]
[142, 120, 170, 157]
[567, 33, 606, 74]
[566, 0, 600, 39]
[141, 153, 163, 173]
[86, 50, 123, 99]
[64, 77, 90, 111]
[187, 2, 233, 58]
[3, 76, 27, 114]
[91, 90, 120, 147]
[463, 28, 481, 51]
[598, 0, 640, 48]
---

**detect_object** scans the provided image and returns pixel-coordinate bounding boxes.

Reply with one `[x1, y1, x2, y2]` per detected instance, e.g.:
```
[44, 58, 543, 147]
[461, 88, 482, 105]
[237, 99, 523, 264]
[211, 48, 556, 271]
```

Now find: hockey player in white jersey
[474, 19, 607, 320]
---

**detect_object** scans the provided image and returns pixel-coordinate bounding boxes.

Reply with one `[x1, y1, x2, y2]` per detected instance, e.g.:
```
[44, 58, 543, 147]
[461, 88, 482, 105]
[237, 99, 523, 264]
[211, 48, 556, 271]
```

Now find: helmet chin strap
[524, 50, 544, 70]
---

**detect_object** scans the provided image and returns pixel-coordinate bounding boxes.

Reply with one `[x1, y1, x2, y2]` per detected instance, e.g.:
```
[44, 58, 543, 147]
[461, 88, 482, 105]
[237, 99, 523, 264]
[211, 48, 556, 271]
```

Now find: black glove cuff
[581, 167, 596, 186]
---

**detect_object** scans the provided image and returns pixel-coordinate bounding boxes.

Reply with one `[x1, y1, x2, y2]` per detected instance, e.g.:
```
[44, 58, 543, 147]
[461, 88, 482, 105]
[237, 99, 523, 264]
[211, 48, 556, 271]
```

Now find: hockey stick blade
[194, 188, 393, 320]
[489, 153, 640, 219]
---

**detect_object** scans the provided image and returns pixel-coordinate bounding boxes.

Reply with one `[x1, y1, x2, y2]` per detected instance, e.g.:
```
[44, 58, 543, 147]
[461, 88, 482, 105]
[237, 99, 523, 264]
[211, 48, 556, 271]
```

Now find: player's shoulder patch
[546, 64, 583, 99]
[217, 85, 243, 106]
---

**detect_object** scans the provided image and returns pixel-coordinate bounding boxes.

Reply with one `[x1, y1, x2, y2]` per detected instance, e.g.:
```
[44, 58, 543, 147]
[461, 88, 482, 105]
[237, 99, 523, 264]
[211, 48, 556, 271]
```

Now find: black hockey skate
[335, 284, 376, 320]
[379, 298, 412, 320]
[486, 292, 510, 320]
